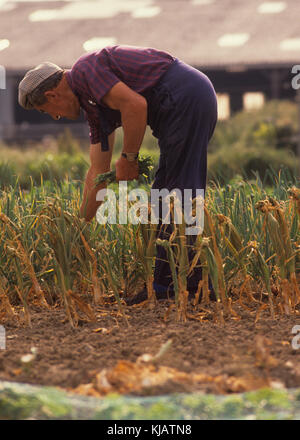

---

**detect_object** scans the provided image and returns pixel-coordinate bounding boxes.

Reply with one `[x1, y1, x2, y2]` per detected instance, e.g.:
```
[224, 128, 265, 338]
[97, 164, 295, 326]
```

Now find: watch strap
[121, 152, 139, 161]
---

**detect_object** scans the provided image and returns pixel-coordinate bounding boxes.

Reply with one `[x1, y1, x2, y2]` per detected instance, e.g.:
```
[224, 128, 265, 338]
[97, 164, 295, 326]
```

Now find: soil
[0, 295, 300, 397]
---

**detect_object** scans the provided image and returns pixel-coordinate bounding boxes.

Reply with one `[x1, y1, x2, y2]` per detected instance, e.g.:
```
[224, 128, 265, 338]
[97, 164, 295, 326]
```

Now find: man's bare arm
[102, 82, 147, 154]
[80, 132, 115, 221]
[102, 82, 147, 181]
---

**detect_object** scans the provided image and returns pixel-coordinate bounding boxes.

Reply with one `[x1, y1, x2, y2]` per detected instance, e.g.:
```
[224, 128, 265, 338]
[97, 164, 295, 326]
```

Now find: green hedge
[0, 149, 89, 189]
[0, 100, 299, 189]
[207, 144, 298, 184]
[210, 100, 298, 153]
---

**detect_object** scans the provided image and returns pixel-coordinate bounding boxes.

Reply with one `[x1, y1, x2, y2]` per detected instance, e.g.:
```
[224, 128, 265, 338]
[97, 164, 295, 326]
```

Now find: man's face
[35, 82, 80, 121]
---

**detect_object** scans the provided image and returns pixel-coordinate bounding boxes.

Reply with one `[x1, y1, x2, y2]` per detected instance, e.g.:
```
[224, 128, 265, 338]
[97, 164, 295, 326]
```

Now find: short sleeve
[77, 56, 120, 104]
[71, 53, 121, 104]
[69, 53, 121, 148]
[87, 67, 120, 104]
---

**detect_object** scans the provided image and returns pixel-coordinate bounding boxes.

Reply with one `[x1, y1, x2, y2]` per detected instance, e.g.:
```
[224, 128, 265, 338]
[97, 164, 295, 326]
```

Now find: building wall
[0, 73, 89, 142]
[0, 75, 15, 139]
[204, 66, 296, 118]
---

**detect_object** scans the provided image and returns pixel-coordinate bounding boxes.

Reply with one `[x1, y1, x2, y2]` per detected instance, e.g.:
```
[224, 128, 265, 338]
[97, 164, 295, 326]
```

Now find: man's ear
[44, 90, 57, 101]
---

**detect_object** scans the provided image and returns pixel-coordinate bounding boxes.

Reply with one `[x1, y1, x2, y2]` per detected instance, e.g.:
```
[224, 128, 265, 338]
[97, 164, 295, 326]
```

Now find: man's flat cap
[18, 62, 63, 109]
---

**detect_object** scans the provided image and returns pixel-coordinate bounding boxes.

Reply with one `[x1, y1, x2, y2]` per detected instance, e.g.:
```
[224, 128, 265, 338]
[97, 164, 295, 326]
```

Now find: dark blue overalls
[142, 59, 218, 295]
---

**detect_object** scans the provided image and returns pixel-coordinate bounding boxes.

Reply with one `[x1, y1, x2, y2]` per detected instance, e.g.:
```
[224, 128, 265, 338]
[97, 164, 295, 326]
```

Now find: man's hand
[80, 167, 107, 222]
[80, 135, 114, 222]
[115, 155, 139, 181]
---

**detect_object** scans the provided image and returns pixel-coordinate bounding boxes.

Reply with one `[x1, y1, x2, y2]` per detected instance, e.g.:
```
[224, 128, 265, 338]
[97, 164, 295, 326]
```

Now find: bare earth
[0, 295, 300, 397]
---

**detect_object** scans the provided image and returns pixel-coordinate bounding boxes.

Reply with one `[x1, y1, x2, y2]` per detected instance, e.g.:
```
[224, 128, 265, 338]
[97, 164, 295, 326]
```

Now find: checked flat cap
[18, 62, 63, 109]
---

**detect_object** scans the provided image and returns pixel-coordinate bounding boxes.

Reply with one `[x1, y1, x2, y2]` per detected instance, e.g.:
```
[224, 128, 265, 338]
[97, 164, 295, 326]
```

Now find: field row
[0, 173, 299, 326]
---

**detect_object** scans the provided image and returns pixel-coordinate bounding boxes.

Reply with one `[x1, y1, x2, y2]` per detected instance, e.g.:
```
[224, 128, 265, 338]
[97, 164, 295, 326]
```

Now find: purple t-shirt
[65, 45, 175, 149]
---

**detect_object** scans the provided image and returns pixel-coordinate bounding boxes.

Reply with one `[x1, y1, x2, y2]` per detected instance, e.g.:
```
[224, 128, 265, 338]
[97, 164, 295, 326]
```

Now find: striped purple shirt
[65, 45, 175, 149]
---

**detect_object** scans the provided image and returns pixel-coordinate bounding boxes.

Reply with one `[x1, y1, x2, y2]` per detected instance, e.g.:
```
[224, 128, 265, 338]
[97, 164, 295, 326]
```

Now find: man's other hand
[115, 155, 139, 181]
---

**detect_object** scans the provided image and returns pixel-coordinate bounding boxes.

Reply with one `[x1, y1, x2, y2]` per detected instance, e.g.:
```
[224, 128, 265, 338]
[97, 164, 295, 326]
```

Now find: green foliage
[94, 155, 154, 185]
[208, 100, 299, 183]
[57, 128, 81, 154]
[211, 100, 298, 152]
[0, 100, 299, 189]
[0, 161, 16, 187]
[0, 146, 89, 190]
[0, 381, 299, 420]
[0, 171, 298, 323]
[208, 144, 298, 184]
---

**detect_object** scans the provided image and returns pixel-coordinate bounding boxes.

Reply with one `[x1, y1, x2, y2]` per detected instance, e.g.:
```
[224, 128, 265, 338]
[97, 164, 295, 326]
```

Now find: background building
[0, 0, 299, 142]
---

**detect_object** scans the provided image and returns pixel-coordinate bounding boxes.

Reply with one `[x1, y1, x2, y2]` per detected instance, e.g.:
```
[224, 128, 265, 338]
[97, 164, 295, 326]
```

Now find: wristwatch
[121, 152, 139, 162]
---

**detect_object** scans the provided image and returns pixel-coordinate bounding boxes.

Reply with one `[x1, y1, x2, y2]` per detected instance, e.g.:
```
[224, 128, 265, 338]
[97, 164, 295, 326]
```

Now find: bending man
[18, 45, 218, 304]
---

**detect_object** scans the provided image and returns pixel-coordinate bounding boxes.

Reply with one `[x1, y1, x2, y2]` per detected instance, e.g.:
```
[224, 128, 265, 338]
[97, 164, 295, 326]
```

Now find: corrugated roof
[0, 0, 299, 71]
